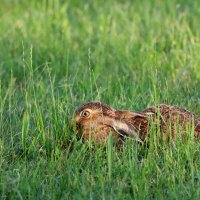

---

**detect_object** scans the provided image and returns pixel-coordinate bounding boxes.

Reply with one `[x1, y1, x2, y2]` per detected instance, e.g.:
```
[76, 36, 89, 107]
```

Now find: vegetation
[0, 0, 200, 199]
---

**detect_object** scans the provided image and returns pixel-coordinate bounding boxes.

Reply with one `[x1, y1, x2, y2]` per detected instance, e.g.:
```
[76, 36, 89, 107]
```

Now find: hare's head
[71, 101, 146, 143]
[71, 102, 116, 143]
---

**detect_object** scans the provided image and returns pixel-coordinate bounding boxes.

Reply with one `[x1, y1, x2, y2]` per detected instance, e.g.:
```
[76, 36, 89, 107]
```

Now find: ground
[0, 0, 200, 199]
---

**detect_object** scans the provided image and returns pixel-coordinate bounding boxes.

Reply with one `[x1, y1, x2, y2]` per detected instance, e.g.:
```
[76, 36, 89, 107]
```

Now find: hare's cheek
[80, 127, 107, 142]
[93, 127, 117, 143]
[80, 128, 90, 140]
[81, 127, 99, 141]
[81, 126, 117, 143]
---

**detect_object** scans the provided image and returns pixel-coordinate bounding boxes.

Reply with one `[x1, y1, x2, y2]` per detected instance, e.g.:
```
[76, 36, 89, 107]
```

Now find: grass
[0, 0, 200, 199]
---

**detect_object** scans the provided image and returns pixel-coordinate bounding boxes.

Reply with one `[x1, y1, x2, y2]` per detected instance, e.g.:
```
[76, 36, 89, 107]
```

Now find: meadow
[0, 0, 200, 199]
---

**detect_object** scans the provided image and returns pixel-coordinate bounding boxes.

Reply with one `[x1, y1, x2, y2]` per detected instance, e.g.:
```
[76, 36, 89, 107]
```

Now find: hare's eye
[81, 110, 90, 118]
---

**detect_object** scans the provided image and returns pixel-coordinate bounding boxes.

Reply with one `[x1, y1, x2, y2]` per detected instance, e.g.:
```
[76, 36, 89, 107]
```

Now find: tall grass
[0, 0, 200, 199]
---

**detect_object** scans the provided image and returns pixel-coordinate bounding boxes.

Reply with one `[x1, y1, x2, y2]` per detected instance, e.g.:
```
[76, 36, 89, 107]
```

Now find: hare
[71, 102, 200, 144]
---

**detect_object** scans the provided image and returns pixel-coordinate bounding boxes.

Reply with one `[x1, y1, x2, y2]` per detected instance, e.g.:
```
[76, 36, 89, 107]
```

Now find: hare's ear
[111, 111, 155, 143]
[121, 111, 154, 119]
[115, 110, 145, 119]
[110, 118, 143, 143]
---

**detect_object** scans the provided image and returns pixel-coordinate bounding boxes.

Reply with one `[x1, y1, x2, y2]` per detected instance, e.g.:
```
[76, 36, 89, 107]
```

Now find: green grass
[1, 0, 200, 199]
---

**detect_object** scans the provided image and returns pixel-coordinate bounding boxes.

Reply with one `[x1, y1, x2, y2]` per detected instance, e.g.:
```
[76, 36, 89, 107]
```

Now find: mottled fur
[72, 102, 200, 144]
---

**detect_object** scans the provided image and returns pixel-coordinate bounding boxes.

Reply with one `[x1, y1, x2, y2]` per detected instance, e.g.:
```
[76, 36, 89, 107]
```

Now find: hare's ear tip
[127, 112, 146, 118]
[145, 112, 155, 115]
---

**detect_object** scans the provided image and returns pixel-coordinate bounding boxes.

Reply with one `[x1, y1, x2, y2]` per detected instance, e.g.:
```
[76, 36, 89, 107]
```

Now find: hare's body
[127, 104, 200, 141]
[72, 102, 200, 143]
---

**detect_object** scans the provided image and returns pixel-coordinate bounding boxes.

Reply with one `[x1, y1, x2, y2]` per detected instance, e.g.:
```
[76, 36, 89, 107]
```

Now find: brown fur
[71, 102, 200, 144]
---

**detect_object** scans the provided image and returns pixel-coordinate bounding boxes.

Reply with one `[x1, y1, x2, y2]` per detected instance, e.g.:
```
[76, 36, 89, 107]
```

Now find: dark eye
[81, 110, 90, 118]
